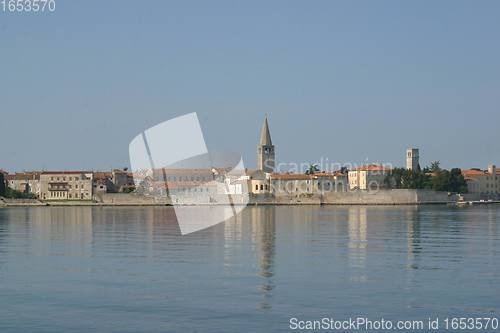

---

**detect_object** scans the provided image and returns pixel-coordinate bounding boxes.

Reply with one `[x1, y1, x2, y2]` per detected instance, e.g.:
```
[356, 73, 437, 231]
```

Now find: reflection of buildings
[405, 207, 421, 271]
[251, 206, 276, 310]
[7, 207, 95, 256]
[347, 207, 368, 278]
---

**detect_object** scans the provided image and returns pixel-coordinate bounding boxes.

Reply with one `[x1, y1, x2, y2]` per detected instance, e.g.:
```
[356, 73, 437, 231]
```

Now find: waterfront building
[348, 165, 391, 190]
[269, 172, 347, 195]
[5, 172, 41, 196]
[314, 172, 348, 193]
[270, 173, 315, 195]
[406, 148, 420, 171]
[257, 116, 275, 173]
[112, 168, 136, 192]
[92, 171, 113, 194]
[39, 171, 94, 200]
[248, 169, 271, 194]
[461, 165, 499, 199]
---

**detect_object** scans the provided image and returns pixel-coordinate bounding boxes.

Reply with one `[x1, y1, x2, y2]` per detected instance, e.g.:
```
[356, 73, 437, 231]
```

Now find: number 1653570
[1, 0, 56, 13]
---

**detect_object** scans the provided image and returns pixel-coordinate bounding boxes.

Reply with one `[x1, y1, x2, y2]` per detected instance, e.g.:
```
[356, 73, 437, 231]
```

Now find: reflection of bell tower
[257, 116, 275, 173]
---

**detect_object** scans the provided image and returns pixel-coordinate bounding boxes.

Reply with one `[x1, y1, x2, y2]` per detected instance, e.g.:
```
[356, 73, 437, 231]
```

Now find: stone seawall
[1, 190, 456, 207]
[247, 189, 455, 205]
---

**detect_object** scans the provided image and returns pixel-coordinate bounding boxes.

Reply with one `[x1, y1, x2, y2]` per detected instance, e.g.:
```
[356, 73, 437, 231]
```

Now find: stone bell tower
[406, 148, 420, 171]
[257, 116, 275, 173]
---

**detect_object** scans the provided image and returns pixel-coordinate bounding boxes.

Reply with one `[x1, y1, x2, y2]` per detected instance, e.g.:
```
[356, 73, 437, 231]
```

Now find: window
[255, 184, 258, 190]
[260, 184, 263, 190]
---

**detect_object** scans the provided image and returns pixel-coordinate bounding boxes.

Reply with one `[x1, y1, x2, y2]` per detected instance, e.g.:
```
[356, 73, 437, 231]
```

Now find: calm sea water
[0, 205, 499, 333]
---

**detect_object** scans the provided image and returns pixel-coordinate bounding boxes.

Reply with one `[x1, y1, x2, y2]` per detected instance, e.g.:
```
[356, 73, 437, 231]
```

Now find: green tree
[449, 168, 468, 193]
[0, 173, 5, 196]
[305, 164, 320, 175]
[384, 163, 467, 193]
[4, 187, 36, 199]
[430, 161, 441, 172]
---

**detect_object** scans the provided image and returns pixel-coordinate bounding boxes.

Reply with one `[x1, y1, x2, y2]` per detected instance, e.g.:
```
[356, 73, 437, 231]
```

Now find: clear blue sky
[1, 0, 499, 172]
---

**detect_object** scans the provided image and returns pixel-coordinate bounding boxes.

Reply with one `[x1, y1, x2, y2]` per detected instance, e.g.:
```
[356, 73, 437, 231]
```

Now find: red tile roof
[6, 172, 41, 180]
[351, 165, 391, 172]
[314, 172, 346, 177]
[462, 169, 500, 176]
[271, 173, 314, 180]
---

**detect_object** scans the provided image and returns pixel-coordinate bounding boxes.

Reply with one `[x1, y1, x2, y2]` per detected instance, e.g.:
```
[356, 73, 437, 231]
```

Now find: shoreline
[2, 201, 498, 208]
[2, 189, 497, 208]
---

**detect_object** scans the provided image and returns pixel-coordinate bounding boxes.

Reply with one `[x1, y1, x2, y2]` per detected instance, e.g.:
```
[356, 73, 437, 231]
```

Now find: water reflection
[250, 206, 276, 310]
[1, 205, 500, 332]
[347, 207, 368, 273]
[406, 207, 422, 270]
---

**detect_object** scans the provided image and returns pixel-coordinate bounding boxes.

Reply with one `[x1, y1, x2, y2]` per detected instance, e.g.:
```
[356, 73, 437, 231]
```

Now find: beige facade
[40, 172, 93, 200]
[269, 172, 347, 195]
[462, 165, 499, 198]
[248, 170, 271, 194]
[348, 165, 390, 190]
[270, 173, 314, 195]
[315, 173, 348, 193]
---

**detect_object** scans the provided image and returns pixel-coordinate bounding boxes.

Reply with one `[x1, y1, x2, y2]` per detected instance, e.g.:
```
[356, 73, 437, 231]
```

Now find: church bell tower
[257, 116, 275, 173]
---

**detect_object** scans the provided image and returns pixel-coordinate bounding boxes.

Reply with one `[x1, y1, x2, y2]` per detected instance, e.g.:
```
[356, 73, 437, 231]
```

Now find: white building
[462, 165, 499, 199]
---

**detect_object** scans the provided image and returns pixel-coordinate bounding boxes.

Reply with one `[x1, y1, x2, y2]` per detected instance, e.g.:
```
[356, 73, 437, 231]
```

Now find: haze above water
[0, 205, 499, 332]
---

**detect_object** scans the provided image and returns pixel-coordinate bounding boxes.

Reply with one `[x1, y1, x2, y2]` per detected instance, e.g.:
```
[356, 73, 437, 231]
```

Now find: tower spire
[257, 115, 275, 173]
[259, 115, 272, 146]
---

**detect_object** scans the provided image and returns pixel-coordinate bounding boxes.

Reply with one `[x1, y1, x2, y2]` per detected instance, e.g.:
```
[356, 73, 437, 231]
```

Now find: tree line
[384, 161, 468, 193]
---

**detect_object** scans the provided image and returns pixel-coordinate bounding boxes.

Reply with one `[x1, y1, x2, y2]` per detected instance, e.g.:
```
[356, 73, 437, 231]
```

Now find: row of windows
[255, 184, 270, 191]
[166, 176, 209, 182]
[50, 176, 80, 181]
[171, 187, 211, 193]
[50, 184, 86, 190]
[47, 192, 89, 199]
